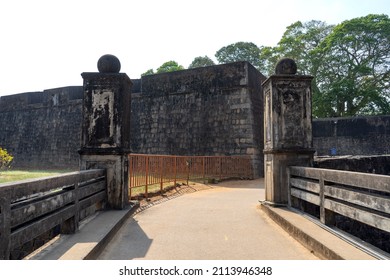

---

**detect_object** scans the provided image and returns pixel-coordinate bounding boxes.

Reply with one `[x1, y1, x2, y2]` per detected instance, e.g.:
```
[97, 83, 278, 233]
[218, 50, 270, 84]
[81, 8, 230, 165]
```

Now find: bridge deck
[29, 179, 375, 260]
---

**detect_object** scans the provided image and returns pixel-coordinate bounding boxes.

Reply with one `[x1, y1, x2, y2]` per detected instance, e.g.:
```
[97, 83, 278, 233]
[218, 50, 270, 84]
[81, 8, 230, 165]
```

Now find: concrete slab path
[98, 179, 319, 260]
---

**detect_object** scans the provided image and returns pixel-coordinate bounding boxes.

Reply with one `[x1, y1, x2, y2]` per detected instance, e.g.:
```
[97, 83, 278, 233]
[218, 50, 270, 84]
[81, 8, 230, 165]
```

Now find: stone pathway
[98, 179, 319, 260]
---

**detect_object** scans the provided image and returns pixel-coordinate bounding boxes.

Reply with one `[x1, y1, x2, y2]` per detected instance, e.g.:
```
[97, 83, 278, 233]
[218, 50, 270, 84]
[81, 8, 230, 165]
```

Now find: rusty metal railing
[128, 154, 253, 199]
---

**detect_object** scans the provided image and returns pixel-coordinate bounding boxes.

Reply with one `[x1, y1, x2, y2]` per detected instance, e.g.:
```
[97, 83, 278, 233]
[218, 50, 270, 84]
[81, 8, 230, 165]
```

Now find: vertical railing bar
[219, 157, 222, 181]
[129, 155, 132, 199]
[202, 157, 206, 183]
[186, 156, 189, 186]
[145, 155, 149, 198]
[174, 156, 177, 187]
[160, 156, 163, 193]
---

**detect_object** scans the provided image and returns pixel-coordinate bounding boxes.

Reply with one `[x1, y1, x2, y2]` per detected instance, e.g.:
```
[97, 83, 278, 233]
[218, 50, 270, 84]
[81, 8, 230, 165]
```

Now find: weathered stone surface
[97, 54, 121, 73]
[131, 62, 266, 177]
[0, 169, 106, 259]
[80, 62, 132, 209]
[263, 75, 313, 152]
[1, 62, 389, 175]
[80, 72, 132, 153]
[275, 58, 297, 75]
[0, 86, 83, 169]
[263, 63, 315, 205]
[313, 116, 390, 156]
[315, 155, 390, 175]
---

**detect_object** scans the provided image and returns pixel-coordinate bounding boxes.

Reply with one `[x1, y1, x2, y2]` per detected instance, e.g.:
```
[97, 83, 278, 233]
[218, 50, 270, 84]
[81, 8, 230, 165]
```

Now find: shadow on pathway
[98, 179, 318, 260]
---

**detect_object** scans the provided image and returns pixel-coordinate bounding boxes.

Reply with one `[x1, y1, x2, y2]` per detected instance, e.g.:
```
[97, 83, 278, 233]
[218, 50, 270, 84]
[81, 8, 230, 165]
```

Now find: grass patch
[0, 169, 72, 184]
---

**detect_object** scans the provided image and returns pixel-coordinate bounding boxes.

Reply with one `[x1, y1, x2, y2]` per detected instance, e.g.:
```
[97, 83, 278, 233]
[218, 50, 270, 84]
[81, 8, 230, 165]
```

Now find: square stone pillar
[79, 55, 132, 209]
[263, 58, 315, 206]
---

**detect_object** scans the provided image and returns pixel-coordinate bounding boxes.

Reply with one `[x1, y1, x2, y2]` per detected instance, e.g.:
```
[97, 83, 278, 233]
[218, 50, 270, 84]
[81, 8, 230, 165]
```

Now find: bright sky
[0, 0, 389, 96]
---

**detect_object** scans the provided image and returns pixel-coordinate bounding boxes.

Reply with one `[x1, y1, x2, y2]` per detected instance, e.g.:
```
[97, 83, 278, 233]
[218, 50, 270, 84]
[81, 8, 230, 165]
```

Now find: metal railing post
[128, 155, 132, 199]
[219, 157, 222, 181]
[145, 155, 149, 198]
[202, 157, 206, 183]
[160, 156, 163, 193]
[186, 156, 190, 186]
[174, 156, 177, 187]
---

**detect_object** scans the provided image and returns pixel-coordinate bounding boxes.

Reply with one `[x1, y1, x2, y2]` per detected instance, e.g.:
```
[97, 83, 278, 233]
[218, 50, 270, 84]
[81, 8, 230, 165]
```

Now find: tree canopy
[142, 61, 185, 76]
[141, 14, 389, 118]
[141, 69, 155, 76]
[188, 56, 215, 68]
[156, 61, 185, 74]
[246, 15, 389, 117]
[215, 42, 262, 69]
[314, 14, 390, 117]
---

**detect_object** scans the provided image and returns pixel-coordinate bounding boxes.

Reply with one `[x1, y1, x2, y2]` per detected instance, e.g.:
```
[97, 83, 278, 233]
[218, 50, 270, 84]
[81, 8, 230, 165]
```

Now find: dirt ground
[132, 182, 215, 214]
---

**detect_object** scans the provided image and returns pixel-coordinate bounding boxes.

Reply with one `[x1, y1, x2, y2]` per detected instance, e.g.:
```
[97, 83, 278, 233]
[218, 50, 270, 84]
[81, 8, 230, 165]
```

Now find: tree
[274, 20, 334, 116]
[259, 15, 390, 117]
[258, 46, 279, 77]
[315, 14, 390, 117]
[276, 20, 333, 75]
[141, 69, 155, 76]
[215, 42, 262, 69]
[156, 61, 185, 74]
[188, 56, 215, 68]
[0, 147, 13, 172]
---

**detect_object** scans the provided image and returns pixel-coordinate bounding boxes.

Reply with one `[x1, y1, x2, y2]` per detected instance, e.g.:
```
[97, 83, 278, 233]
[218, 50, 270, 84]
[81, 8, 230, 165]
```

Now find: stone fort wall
[313, 116, 390, 156]
[130, 62, 265, 177]
[0, 86, 83, 169]
[0, 62, 266, 176]
[1, 62, 389, 176]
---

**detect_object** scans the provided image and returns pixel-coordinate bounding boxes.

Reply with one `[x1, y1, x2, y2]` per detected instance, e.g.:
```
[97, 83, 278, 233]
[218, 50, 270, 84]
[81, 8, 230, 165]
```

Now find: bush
[0, 147, 13, 171]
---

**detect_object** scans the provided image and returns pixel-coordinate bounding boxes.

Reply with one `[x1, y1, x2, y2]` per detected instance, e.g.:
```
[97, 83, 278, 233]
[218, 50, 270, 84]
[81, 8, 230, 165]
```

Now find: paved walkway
[98, 179, 319, 260]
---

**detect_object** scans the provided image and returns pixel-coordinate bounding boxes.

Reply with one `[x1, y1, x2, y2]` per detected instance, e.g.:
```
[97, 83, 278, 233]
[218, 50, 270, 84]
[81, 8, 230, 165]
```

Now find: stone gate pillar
[79, 54, 132, 209]
[262, 58, 315, 206]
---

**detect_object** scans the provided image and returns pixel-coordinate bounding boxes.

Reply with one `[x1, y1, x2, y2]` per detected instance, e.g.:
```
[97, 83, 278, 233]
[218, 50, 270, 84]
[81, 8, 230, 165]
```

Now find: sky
[0, 0, 389, 96]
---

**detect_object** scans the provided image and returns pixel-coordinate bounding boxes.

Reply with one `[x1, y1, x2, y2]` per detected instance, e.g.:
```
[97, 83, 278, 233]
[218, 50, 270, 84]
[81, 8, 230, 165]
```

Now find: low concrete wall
[0, 169, 106, 259]
[314, 155, 390, 175]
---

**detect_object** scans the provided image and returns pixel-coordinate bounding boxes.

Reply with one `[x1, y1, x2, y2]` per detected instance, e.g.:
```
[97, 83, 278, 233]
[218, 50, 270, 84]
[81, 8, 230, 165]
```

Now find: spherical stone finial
[275, 58, 297, 75]
[97, 54, 121, 73]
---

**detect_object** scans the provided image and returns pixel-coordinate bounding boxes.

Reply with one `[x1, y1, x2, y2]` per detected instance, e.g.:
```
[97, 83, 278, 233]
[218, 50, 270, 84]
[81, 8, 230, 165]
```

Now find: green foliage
[215, 42, 262, 69]
[314, 14, 390, 117]
[141, 14, 389, 118]
[260, 14, 389, 117]
[258, 46, 279, 77]
[156, 61, 185, 74]
[276, 20, 333, 75]
[273, 20, 334, 117]
[141, 69, 155, 76]
[188, 56, 215, 68]
[0, 147, 13, 171]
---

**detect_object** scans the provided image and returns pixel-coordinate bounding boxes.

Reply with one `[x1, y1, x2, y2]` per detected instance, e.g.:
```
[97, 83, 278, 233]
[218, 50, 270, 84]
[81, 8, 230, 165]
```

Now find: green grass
[0, 169, 72, 184]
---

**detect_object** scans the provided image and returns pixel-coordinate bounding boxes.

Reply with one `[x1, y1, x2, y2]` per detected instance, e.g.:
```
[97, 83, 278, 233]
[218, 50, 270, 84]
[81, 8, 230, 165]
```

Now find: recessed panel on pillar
[89, 89, 115, 147]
